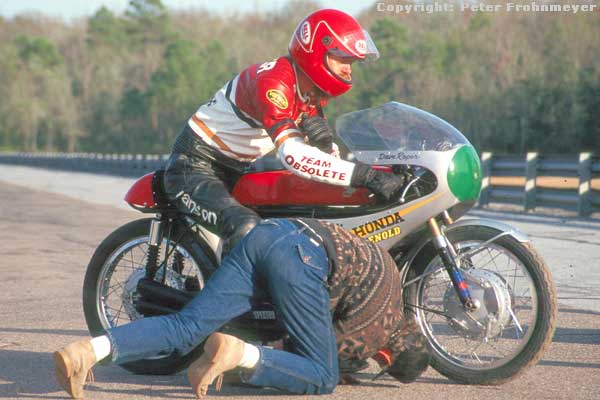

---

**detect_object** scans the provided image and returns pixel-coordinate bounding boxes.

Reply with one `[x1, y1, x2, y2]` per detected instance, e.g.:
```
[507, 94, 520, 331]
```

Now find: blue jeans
[106, 219, 339, 394]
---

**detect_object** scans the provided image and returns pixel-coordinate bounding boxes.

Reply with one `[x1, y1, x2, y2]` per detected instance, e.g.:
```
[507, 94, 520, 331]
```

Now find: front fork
[146, 214, 165, 280]
[146, 213, 188, 283]
[429, 213, 478, 311]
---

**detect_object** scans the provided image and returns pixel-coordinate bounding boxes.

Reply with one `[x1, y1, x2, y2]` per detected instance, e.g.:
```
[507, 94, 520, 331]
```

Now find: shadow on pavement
[552, 327, 600, 345]
[0, 350, 184, 398]
[83, 385, 192, 399]
[538, 359, 600, 369]
[0, 327, 89, 337]
[0, 350, 59, 397]
[413, 376, 461, 386]
[0, 350, 277, 399]
[558, 307, 600, 316]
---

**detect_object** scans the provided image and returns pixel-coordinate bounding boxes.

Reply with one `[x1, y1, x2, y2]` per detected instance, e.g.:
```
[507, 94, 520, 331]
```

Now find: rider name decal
[175, 191, 218, 225]
[284, 155, 347, 180]
[378, 152, 420, 161]
[351, 211, 406, 238]
[266, 89, 289, 109]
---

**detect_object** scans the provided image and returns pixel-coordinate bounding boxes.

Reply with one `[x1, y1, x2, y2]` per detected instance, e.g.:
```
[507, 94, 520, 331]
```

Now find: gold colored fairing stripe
[397, 192, 445, 217]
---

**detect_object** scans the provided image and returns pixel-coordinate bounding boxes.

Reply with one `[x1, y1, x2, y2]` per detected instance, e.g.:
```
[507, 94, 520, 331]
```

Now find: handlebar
[399, 167, 427, 203]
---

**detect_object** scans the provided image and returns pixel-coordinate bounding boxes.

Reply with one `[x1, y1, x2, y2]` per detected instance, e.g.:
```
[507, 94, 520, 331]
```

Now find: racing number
[257, 60, 277, 74]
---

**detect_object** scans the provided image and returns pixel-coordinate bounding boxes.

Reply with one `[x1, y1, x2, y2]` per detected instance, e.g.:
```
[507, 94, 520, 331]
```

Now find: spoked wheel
[405, 225, 557, 384]
[83, 218, 215, 374]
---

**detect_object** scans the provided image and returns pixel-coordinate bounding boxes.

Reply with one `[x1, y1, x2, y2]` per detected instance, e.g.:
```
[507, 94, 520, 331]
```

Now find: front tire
[83, 218, 215, 375]
[404, 225, 557, 385]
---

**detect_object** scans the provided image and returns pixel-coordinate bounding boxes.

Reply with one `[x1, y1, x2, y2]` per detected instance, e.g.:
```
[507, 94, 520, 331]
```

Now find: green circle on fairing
[447, 145, 482, 201]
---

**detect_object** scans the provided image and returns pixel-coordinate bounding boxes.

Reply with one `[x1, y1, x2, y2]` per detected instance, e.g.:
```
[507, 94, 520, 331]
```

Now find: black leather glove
[351, 164, 408, 201]
[299, 116, 334, 152]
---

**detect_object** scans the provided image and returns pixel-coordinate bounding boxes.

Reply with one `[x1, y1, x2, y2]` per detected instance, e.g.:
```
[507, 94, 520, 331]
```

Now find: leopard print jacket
[302, 219, 410, 361]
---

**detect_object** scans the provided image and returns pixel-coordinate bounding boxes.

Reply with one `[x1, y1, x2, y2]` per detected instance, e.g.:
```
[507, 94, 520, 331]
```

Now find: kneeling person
[54, 219, 429, 397]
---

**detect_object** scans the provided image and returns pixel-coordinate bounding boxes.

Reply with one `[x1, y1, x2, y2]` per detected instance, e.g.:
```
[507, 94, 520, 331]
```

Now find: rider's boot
[187, 333, 245, 397]
[54, 339, 97, 399]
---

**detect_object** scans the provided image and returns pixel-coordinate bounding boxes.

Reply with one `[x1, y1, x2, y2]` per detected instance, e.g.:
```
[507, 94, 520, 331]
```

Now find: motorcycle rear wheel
[83, 218, 215, 375]
[404, 225, 557, 385]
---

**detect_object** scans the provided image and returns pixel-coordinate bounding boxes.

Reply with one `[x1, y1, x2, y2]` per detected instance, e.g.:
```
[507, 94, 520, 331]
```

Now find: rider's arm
[252, 71, 405, 195]
[255, 77, 356, 186]
[277, 135, 356, 186]
[303, 107, 341, 158]
[272, 120, 406, 198]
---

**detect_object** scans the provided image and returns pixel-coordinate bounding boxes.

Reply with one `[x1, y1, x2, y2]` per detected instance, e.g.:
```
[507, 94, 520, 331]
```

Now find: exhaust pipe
[134, 299, 180, 316]
[137, 278, 194, 310]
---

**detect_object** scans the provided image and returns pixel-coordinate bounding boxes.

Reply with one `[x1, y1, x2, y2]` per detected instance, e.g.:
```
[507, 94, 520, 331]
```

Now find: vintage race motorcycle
[83, 102, 557, 385]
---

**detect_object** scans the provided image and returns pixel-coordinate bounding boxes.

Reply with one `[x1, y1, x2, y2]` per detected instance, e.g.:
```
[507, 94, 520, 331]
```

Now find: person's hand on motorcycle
[351, 164, 410, 201]
[300, 116, 334, 152]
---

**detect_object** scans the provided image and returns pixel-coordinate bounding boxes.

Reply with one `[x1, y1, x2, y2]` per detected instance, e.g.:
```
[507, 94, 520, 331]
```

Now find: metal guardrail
[0, 152, 170, 177]
[1, 151, 598, 217]
[479, 152, 599, 217]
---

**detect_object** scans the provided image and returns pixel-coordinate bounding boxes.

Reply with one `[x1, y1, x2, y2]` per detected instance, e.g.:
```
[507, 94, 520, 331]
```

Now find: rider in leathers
[164, 9, 409, 249]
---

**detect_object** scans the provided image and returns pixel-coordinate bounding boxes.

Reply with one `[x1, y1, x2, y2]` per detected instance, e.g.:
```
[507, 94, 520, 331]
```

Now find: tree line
[0, 0, 598, 155]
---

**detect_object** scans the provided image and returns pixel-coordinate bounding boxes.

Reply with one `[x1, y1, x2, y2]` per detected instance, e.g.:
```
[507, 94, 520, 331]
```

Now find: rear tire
[83, 218, 216, 375]
[404, 225, 557, 384]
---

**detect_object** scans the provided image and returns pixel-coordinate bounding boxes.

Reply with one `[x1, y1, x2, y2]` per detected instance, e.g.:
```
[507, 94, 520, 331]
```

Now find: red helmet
[289, 9, 379, 97]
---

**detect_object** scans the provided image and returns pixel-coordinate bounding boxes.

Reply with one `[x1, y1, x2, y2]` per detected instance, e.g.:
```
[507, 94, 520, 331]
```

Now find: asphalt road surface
[0, 165, 599, 400]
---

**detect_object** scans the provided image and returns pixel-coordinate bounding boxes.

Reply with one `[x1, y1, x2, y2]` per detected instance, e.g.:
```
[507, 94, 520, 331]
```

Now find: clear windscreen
[335, 102, 469, 152]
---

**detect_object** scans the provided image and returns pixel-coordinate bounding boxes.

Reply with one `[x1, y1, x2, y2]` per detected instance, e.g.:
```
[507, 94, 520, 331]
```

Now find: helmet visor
[329, 29, 380, 62]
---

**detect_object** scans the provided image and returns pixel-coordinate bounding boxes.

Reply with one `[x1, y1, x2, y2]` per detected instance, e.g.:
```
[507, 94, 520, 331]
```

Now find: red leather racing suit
[163, 56, 358, 247]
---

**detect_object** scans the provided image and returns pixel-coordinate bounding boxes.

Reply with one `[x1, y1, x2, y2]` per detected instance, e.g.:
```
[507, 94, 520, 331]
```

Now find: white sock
[90, 335, 112, 362]
[237, 342, 260, 369]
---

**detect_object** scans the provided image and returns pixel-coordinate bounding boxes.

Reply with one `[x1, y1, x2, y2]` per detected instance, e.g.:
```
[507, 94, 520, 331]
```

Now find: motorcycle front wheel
[404, 225, 557, 385]
[83, 218, 215, 375]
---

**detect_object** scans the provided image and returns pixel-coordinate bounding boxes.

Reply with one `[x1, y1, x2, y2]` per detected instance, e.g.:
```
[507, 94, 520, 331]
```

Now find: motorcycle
[83, 102, 557, 385]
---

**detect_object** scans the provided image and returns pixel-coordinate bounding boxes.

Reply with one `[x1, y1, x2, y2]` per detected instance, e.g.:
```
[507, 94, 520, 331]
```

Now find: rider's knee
[316, 368, 338, 394]
[234, 215, 261, 237]
[221, 207, 261, 253]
